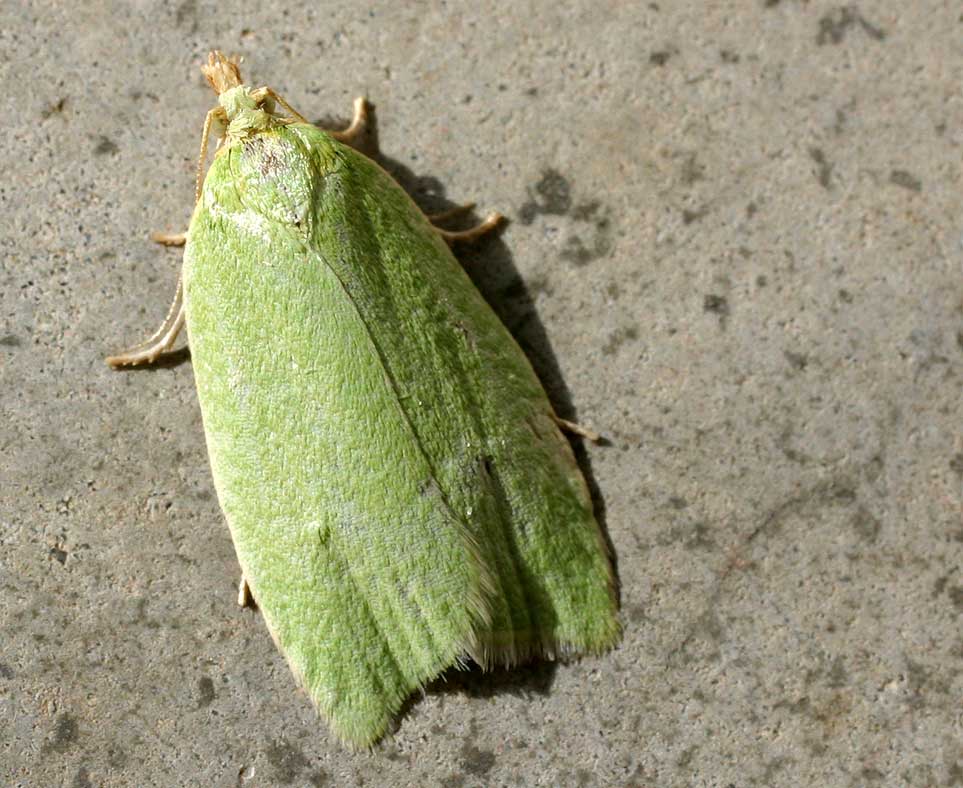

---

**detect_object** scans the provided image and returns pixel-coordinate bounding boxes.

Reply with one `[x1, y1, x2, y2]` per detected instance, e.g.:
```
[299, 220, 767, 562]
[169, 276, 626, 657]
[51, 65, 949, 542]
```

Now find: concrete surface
[2, 1, 961, 786]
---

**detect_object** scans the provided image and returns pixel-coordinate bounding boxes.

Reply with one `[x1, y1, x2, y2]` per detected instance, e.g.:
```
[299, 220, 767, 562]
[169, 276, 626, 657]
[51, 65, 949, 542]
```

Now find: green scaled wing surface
[183, 120, 618, 747]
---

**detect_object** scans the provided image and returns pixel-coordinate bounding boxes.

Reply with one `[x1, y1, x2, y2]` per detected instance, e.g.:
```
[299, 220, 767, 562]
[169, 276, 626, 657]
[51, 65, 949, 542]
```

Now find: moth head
[201, 51, 278, 141]
[201, 50, 244, 96]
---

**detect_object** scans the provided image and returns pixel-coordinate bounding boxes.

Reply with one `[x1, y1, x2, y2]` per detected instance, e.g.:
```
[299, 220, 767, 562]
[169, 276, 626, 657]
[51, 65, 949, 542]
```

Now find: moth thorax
[219, 86, 277, 139]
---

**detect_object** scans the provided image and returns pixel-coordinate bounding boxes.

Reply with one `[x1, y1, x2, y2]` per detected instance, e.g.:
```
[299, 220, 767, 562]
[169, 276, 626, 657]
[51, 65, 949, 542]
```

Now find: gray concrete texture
[1, 1, 960, 785]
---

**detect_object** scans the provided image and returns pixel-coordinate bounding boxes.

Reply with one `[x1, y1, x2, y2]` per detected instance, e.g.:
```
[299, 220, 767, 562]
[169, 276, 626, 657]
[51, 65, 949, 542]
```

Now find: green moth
[108, 51, 619, 747]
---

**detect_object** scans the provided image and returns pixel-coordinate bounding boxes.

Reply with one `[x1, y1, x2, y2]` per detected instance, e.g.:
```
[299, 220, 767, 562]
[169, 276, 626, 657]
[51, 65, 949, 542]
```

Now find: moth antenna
[201, 50, 244, 95]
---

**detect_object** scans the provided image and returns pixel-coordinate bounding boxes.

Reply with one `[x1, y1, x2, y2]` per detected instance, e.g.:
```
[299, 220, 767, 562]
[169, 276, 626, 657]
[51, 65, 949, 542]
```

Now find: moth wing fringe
[469, 621, 623, 672]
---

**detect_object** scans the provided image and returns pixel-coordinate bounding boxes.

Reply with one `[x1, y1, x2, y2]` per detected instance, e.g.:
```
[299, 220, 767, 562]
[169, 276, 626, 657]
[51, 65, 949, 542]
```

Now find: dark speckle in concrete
[890, 170, 922, 192]
[519, 172, 612, 263]
[932, 574, 950, 598]
[44, 713, 78, 754]
[93, 136, 119, 156]
[561, 233, 605, 265]
[703, 294, 729, 317]
[784, 350, 809, 371]
[827, 657, 848, 688]
[105, 745, 127, 770]
[677, 745, 698, 767]
[682, 206, 708, 224]
[571, 199, 602, 221]
[460, 743, 497, 777]
[196, 675, 216, 707]
[851, 506, 881, 543]
[809, 147, 833, 189]
[519, 169, 571, 223]
[265, 738, 311, 785]
[904, 656, 935, 709]
[650, 50, 673, 66]
[41, 97, 68, 119]
[175, 0, 198, 31]
[308, 769, 330, 787]
[762, 757, 792, 782]
[950, 453, 963, 476]
[602, 324, 639, 355]
[575, 766, 596, 786]
[816, 6, 887, 45]
[626, 604, 647, 624]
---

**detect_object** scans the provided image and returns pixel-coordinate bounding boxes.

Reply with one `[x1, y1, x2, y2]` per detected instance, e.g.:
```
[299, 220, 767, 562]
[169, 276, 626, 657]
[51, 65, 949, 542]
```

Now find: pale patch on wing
[227, 208, 273, 243]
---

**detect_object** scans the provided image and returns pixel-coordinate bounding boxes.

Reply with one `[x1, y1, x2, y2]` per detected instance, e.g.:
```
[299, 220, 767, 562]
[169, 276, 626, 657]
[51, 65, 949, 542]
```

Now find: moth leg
[435, 212, 505, 245]
[326, 97, 370, 148]
[237, 576, 254, 608]
[428, 202, 476, 224]
[552, 414, 601, 443]
[150, 231, 187, 247]
[252, 87, 308, 124]
[194, 107, 227, 204]
[105, 276, 185, 367]
[257, 89, 370, 148]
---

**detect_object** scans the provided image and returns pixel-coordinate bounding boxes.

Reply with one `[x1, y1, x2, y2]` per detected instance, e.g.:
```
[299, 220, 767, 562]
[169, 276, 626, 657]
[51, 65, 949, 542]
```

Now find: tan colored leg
[552, 414, 601, 443]
[194, 107, 223, 204]
[250, 87, 308, 124]
[105, 277, 185, 367]
[436, 212, 504, 245]
[150, 231, 187, 246]
[428, 202, 476, 224]
[107, 104, 219, 368]
[254, 89, 369, 148]
[326, 97, 370, 148]
[237, 576, 253, 608]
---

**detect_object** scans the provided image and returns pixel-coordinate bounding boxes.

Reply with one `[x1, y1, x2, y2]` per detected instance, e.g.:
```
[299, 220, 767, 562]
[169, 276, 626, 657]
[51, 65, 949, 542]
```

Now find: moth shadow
[393, 659, 558, 736]
[319, 104, 619, 602]
[433, 659, 557, 700]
